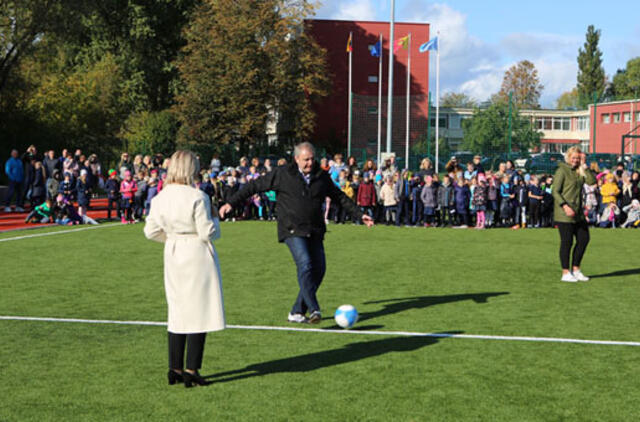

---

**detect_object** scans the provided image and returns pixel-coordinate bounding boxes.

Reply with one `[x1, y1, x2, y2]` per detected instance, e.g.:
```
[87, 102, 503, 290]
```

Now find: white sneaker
[3, 206, 11, 213]
[561, 273, 578, 283]
[15, 206, 25, 212]
[287, 313, 308, 323]
[572, 270, 589, 282]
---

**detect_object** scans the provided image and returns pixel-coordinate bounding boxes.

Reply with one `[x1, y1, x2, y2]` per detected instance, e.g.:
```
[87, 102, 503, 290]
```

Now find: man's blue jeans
[284, 235, 326, 315]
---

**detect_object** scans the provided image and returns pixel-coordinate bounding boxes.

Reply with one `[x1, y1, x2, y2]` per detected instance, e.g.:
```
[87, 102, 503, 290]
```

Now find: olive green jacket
[552, 162, 597, 223]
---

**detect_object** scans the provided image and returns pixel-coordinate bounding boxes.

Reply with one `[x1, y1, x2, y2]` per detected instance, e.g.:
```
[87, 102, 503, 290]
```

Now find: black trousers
[107, 198, 120, 220]
[557, 222, 590, 270]
[529, 201, 541, 227]
[168, 332, 206, 370]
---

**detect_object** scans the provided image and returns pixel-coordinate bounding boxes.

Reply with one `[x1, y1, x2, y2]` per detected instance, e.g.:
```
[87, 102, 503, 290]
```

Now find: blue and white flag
[369, 40, 381, 57]
[419, 37, 438, 53]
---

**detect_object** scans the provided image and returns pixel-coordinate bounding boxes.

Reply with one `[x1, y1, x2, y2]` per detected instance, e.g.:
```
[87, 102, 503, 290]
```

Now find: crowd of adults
[3, 145, 640, 229]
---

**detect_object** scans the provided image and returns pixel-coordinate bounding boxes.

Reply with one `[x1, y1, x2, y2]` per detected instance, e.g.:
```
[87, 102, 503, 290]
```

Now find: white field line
[0, 223, 121, 242]
[1, 315, 639, 347]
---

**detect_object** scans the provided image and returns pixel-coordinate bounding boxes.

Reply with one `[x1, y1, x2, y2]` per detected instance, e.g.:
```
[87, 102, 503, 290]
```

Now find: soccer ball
[334, 304, 358, 329]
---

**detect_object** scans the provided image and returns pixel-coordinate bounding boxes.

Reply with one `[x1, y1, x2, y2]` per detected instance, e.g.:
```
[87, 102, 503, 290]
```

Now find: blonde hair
[420, 157, 432, 170]
[165, 150, 199, 186]
[564, 146, 582, 164]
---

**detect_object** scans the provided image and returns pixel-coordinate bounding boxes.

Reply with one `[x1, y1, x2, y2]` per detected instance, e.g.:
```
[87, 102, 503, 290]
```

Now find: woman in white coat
[144, 150, 224, 388]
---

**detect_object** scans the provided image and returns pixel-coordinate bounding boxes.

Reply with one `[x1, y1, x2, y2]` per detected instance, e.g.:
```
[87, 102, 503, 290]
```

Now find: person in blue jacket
[4, 149, 25, 212]
[453, 177, 471, 227]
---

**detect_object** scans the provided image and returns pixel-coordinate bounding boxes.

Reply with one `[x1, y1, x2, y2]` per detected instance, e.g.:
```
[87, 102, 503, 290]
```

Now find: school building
[303, 19, 640, 158]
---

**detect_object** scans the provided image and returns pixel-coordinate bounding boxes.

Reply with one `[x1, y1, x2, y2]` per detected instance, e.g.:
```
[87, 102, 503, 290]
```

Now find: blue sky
[314, 0, 640, 107]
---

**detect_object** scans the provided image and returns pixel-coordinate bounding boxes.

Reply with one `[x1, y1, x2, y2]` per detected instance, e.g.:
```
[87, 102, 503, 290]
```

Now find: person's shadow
[588, 268, 640, 279]
[354, 292, 509, 323]
[204, 332, 460, 384]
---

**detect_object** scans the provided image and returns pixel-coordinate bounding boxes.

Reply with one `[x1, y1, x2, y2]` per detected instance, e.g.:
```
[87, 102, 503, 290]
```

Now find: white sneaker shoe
[287, 313, 308, 323]
[561, 273, 578, 283]
[3, 206, 11, 213]
[15, 206, 25, 212]
[572, 270, 589, 282]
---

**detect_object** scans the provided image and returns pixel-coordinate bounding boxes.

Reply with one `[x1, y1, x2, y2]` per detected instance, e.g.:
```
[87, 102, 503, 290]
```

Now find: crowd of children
[4, 147, 640, 230]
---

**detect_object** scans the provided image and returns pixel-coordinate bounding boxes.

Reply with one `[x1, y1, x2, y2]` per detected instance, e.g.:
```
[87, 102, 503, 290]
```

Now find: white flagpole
[377, 33, 383, 167]
[405, 33, 411, 170]
[348, 31, 353, 158]
[386, 0, 395, 153]
[435, 32, 440, 172]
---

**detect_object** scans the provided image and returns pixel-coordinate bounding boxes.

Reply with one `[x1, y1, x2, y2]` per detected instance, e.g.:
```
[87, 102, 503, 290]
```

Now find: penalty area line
[1, 315, 640, 348]
[0, 223, 121, 242]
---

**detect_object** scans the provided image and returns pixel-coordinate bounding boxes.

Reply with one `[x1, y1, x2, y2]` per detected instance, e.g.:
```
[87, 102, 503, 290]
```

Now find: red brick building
[306, 19, 430, 157]
[590, 99, 640, 155]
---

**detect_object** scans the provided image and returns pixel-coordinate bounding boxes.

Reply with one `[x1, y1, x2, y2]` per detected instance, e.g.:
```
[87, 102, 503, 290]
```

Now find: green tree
[461, 101, 541, 155]
[608, 57, 640, 100]
[495, 60, 543, 109]
[440, 92, 477, 108]
[120, 110, 178, 156]
[556, 88, 579, 110]
[411, 134, 450, 164]
[0, 0, 68, 95]
[577, 25, 605, 108]
[175, 0, 329, 151]
[23, 52, 129, 159]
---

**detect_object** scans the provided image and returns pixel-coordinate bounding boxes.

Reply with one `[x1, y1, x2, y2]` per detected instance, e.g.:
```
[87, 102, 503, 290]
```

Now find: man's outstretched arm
[219, 170, 278, 218]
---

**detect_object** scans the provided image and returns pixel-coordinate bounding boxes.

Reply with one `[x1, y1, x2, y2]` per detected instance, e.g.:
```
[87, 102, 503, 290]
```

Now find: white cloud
[457, 65, 505, 103]
[314, 0, 377, 21]
[536, 59, 578, 108]
[398, 2, 499, 102]
[315, 1, 581, 107]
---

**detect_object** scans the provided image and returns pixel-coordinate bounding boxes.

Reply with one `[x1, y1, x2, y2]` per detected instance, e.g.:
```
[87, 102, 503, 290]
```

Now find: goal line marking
[1, 315, 639, 347]
[0, 223, 121, 242]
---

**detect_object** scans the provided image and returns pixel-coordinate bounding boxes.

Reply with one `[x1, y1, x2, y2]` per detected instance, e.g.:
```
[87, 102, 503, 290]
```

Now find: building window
[577, 116, 589, 131]
[637, 111, 640, 122]
[367, 106, 377, 115]
[624, 112, 631, 122]
[553, 117, 570, 131]
[602, 114, 610, 124]
[536, 117, 552, 130]
[430, 117, 447, 128]
[368, 75, 378, 83]
[613, 113, 620, 123]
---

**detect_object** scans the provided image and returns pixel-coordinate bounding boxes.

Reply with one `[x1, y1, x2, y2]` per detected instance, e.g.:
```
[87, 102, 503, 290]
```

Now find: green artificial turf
[1, 222, 639, 421]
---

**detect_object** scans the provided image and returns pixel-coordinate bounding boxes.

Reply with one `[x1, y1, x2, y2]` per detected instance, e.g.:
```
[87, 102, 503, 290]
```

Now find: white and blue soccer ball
[334, 304, 358, 329]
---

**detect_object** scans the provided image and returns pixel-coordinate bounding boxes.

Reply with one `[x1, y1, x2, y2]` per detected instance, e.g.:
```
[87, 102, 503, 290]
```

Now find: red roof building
[590, 99, 640, 155]
[306, 19, 430, 158]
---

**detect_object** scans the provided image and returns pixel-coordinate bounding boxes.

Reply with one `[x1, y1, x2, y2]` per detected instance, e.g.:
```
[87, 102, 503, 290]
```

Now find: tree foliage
[440, 92, 477, 108]
[577, 25, 605, 108]
[120, 110, 178, 156]
[461, 101, 542, 155]
[0, 0, 71, 95]
[608, 57, 640, 100]
[495, 60, 543, 109]
[1, 1, 196, 162]
[175, 0, 329, 151]
[556, 88, 579, 110]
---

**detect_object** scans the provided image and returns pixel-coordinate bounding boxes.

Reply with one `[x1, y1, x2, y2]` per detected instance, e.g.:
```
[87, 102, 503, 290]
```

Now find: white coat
[143, 184, 225, 334]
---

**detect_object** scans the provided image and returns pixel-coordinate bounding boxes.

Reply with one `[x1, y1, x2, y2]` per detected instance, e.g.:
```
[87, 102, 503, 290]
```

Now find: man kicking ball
[219, 142, 374, 323]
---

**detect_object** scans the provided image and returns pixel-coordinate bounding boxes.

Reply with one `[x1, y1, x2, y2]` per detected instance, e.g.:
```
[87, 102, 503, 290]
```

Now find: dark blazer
[227, 162, 362, 242]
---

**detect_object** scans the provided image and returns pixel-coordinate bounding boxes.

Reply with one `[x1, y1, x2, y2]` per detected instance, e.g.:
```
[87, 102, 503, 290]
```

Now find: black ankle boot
[168, 369, 184, 385]
[183, 371, 207, 388]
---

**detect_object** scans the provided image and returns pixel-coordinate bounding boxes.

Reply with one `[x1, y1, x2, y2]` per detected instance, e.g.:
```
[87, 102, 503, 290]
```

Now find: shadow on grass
[589, 268, 640, 279]
[204, 332, 459, 384]
[357, 292, 509, 323]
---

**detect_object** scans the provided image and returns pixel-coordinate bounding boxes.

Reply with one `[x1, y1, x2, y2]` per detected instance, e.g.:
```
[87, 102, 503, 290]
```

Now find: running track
[0, 198, 114, 232]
